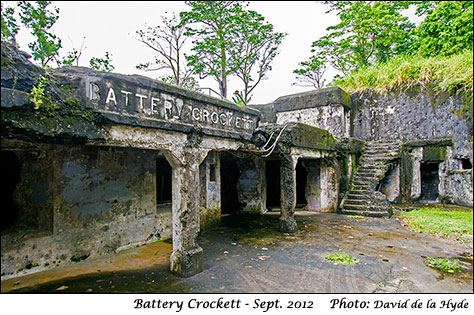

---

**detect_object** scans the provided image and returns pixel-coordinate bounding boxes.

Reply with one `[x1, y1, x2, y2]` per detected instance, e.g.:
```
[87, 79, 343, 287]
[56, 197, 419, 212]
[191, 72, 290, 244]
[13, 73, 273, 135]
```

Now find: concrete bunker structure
[1, 42, 472, 279]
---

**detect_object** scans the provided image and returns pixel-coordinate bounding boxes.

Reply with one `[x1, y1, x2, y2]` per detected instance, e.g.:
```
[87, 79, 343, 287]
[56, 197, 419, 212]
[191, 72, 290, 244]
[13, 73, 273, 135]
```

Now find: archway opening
[420, 162, 439, 201]
[265, 160, 281, 211]
[296, 160, 308, 208]
[156, 156, 172, 212]
[220, 154, 241, 215]
[1, 150, 21, 232]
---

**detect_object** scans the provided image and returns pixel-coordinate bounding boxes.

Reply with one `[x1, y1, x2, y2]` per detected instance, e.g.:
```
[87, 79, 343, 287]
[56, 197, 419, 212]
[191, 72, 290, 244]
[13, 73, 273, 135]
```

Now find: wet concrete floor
[2, 211, 473, 293]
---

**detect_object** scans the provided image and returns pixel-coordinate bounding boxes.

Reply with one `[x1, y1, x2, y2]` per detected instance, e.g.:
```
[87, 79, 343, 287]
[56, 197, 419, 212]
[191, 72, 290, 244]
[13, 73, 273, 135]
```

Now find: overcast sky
[6, 1, 344, 104]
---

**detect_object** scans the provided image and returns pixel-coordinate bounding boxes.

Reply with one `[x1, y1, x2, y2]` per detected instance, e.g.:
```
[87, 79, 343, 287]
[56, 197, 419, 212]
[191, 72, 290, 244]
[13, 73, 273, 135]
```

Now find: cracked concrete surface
[2, 211, 472, 293]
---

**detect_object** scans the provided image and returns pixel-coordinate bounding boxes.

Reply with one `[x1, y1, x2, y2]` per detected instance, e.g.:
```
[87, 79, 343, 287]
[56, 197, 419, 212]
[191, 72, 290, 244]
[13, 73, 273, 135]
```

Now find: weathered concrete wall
[199, 151, 221, 229]
[265, 87, 351, 139]
[380, 165, 400, 203]
[276, 105, 350, 139]
[303, 159, 340, 212]
[237, 157, 266, 214]
[400, 142, 473, 206]
[352, 86, 473, 207]
[351, 86, 472, 158]
[1, 140, 172, 277]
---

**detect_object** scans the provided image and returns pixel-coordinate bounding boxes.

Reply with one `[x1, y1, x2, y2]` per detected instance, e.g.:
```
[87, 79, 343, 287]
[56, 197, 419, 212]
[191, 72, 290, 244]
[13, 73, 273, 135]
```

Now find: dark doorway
[265, 160, 281, 210]
[461, 158, 472, 169]
[296, 160, 308, 208]
[220, 158, 241, 214]
[156, 157, 172, 211]
[1, 151, 22, 232]
[420, 162, 439, 201]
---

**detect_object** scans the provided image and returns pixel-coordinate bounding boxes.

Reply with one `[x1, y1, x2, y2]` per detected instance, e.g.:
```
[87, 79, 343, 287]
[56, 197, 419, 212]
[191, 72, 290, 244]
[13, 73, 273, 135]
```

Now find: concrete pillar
[164, 148, 208, 277]
[410, 147, 423, 200]
[279, 153, 298, 233]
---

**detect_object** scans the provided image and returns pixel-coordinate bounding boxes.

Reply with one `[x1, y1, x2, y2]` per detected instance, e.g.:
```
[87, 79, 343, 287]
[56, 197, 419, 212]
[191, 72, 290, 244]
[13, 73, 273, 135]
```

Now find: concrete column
[164, 148, 208, 277]
[410, 147, 423, 200]
[279, 153, 298, 233]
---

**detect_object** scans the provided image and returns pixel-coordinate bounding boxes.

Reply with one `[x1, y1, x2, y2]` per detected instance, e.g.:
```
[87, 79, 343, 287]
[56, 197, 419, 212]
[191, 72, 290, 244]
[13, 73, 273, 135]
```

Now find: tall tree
[18, 1, 61, 67]
[414, 1, 473, 57]
[293, 52, 327, 89]
[230, 9, 286, 104]
[179, 1, 247, 98]
[136, 13, 198, 90]
[308, 1, 415, 75]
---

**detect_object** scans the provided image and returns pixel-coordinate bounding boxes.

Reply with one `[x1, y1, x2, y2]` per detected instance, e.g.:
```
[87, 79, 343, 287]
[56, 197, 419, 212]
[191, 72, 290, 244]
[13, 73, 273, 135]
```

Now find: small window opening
[461, 158, 472, 170]
[156, 157, 172, 206]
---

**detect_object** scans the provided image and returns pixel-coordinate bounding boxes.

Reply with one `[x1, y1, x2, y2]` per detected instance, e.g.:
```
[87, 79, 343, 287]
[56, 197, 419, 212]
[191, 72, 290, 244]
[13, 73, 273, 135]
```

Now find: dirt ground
[2, 210, 473, 293]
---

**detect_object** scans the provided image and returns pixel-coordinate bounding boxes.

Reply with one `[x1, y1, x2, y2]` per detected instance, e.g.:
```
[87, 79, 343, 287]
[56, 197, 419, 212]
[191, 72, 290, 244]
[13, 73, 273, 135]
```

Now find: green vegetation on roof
[334, 50, 473, 94]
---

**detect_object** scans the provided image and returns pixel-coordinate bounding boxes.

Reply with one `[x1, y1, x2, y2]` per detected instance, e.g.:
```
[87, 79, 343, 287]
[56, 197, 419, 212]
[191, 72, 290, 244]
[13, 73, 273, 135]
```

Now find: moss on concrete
[423, 145, 446, 162]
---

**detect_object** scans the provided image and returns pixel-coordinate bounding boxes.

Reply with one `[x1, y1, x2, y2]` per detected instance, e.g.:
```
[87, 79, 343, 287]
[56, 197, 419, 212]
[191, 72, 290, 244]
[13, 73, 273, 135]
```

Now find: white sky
[6, 1, 423, 105]
[6, 1, 342, 104]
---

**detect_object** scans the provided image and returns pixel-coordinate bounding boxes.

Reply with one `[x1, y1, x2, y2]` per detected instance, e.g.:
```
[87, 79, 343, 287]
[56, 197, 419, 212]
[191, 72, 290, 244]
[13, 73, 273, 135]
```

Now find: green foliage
[346, 215, 364, 219]
[18, 1, 61, 67]
[232, 90, 247, 105]
[159, 74, 200, 91]
[29, 75, 57, 116]
[399, 207, 473, 238]
[334, 50, 473, 94]
[415, 1, 473, 57]
[325, 252, 360, 265]
[310, 1, 415, 75]
[1, 3, 19, 42]
[180, 1, 284, 102]
[60, 38, 86, 66]
[293, 53, 327, 89]
[424, 257, 461, 273]
[229, 8, 286, 104]
[297, 1, 473, 91]
[136, 13, 198, 91]
[179, 1, 248, 98]
[30, 76, 47, 109]
[89, 51, 115, 72]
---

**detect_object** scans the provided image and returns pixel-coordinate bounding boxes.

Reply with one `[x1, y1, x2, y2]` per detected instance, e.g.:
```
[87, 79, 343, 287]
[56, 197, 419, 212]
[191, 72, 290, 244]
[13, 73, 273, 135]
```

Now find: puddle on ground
[7, 265, 193, 293]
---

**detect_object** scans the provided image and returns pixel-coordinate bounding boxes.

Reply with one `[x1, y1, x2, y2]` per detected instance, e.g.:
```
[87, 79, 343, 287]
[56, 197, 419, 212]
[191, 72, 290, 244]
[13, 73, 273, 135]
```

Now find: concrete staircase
[340, 140, 401, 217]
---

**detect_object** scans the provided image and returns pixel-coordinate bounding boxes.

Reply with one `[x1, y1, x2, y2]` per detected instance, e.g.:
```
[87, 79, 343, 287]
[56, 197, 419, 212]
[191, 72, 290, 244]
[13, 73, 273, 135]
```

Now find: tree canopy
[294, 1, 473, 89]
[136, 13, 199, 90]
[179, 1, 284, 102]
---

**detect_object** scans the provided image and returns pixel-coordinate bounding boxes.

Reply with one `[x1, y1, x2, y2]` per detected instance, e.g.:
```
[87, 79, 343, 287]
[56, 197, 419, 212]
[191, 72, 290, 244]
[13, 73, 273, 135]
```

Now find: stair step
[352, 178, 374, 186]
[347, 193, 370, 200]
[361, 155, 396, 160]
[352, 187, 369, 192]
[357, 170, 378, 174]
[343, 199, 368, 205]
[366, 144, 399, 148]
[340, 209, 390, 218]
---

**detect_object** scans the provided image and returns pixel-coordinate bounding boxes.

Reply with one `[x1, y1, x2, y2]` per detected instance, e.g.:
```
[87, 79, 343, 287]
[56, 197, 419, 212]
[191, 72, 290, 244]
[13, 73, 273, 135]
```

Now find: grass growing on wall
[334, 51, 473, 94]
